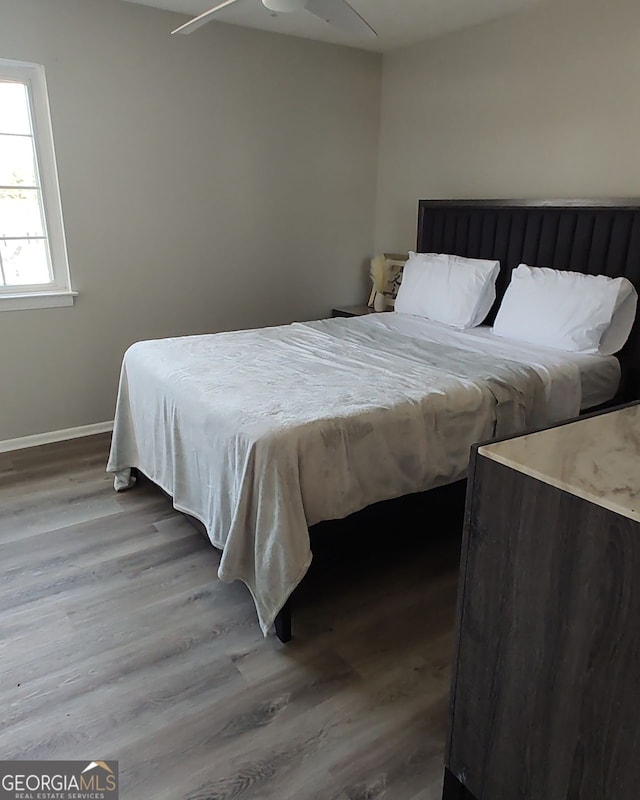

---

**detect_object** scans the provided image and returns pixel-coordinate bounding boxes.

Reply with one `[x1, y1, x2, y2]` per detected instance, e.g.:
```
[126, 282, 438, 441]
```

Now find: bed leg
[274, 601, 292, 643]
[442, 769, 477, 799]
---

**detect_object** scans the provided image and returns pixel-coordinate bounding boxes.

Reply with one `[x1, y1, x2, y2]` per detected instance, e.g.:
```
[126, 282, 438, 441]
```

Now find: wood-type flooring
[0, 434, 463, 800]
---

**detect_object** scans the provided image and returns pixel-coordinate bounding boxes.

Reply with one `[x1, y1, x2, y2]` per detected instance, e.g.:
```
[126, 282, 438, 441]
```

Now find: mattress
[107, 313, 614, 635]
[382, 314, 621, 411]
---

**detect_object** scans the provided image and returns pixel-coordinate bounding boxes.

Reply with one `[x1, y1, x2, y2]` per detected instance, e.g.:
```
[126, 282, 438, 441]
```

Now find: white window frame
[0, 59, 75, 311]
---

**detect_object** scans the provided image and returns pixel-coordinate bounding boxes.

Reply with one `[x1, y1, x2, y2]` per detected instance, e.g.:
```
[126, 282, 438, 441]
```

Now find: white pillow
[493, 264, 637, 354]
[599, 288, 638, 355]
[394, 252, 500, 329]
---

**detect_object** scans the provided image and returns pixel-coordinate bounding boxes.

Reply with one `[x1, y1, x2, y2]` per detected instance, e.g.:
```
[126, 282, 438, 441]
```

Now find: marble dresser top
[479, 403, 640, 522]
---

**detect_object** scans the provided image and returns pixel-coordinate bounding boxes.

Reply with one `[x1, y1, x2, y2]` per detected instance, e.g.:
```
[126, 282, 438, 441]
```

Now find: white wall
[375, 0, 640, 252]
[0, 0, 381, 440]
[7, 0, 640, 442]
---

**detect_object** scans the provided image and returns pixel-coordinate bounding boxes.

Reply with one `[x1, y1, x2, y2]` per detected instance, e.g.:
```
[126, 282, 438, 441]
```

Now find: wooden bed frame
[137, 199, 640, 643]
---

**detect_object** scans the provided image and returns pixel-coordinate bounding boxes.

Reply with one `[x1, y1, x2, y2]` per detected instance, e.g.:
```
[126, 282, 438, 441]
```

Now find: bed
[107, 199, 640, 640]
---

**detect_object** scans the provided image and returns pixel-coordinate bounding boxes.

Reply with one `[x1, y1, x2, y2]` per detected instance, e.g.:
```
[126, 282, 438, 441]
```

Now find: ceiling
[120, 0, 550, 52]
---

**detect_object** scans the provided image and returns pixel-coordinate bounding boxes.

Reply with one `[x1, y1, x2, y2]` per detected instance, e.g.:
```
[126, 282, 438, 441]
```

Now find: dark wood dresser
[443, 403, 640, 800]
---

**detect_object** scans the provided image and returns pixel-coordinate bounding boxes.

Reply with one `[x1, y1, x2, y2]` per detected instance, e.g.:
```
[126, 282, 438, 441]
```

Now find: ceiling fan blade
[304, 0, 377, 38]
[171, 0, 241, 35]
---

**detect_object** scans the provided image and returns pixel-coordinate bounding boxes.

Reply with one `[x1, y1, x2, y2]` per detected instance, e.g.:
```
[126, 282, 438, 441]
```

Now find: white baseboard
[0, 421, 114, 454]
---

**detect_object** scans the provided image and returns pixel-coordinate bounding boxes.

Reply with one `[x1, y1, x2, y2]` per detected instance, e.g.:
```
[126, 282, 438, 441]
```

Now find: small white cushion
[493, 264, 637, 354]
[394, 252, 500, 329]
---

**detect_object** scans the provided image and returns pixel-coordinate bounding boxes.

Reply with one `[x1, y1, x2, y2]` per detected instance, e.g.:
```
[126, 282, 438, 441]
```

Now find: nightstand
[443, 402, 640, 800]
[331, 304, 384, 318]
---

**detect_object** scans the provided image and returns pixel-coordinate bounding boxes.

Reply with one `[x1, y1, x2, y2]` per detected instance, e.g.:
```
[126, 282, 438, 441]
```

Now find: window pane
[0, 133, 37, 186]
[0, 238, 51, 286]
[0, 187, 45, 238]
[0, 81, 32, 136]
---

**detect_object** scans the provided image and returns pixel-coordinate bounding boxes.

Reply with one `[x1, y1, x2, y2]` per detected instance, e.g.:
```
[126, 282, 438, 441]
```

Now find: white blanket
[107, 314, 580, 634]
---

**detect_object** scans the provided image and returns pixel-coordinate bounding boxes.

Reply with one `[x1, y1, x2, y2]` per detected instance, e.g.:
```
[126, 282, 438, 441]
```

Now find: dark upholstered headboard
[417, 199, 640, 383]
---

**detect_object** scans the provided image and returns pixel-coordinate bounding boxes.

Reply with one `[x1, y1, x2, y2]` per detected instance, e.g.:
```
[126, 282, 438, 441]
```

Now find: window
[0, 59, 74, 310]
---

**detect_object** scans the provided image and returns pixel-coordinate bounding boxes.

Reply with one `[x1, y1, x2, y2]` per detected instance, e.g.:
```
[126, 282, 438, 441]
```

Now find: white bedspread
[107, 314, 583, 634]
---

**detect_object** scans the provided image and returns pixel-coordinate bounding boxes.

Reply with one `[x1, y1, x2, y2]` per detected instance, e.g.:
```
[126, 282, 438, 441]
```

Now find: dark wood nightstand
[331, 304, 384, 318]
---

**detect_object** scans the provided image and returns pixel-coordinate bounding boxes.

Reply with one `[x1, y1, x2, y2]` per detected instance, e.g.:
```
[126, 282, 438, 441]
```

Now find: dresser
[443, 403, 640, 800]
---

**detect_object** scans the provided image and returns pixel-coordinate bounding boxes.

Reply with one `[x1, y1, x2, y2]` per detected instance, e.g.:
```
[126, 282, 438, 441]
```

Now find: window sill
[0, 290, 78, 312]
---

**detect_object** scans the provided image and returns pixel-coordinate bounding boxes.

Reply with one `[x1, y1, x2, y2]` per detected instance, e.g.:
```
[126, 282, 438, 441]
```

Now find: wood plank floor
[0, 434, 462, 800]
